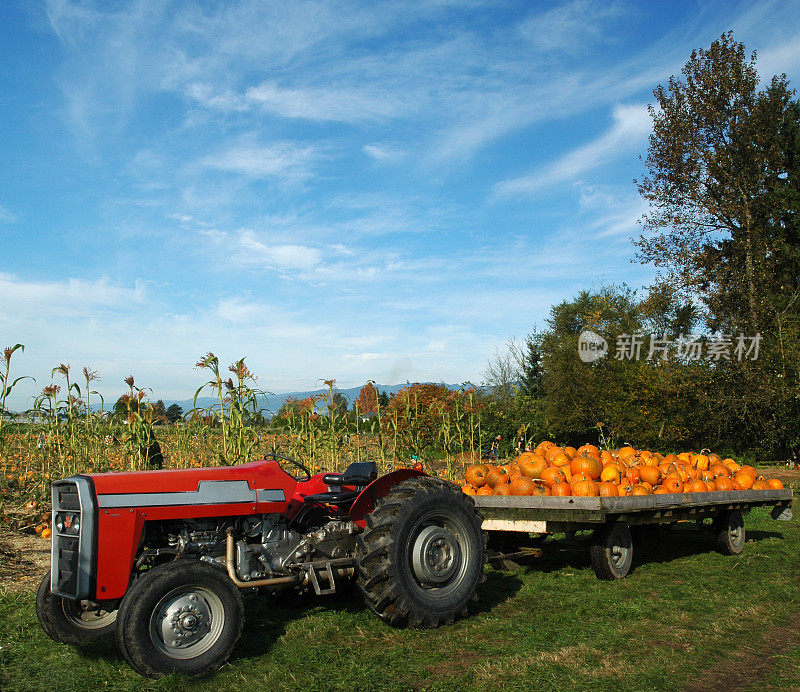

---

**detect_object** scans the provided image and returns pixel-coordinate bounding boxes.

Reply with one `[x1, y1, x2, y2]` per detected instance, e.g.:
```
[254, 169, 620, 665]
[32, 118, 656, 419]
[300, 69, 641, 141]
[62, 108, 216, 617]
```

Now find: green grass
[1, 508, 798, 691]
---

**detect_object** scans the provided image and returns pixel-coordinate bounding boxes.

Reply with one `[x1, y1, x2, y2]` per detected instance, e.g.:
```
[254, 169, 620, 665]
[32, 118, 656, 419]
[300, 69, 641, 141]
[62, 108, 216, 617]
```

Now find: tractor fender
[347, 469, 426, 528]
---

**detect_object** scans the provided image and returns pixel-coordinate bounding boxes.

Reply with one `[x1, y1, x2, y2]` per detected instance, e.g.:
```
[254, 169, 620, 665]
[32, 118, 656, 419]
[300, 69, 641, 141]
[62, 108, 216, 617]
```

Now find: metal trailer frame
[474, 488, 793, 579]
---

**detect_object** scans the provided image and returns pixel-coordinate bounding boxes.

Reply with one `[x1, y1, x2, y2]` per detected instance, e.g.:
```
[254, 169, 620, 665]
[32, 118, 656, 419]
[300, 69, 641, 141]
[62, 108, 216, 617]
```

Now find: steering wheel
[264, 453, 312, 482]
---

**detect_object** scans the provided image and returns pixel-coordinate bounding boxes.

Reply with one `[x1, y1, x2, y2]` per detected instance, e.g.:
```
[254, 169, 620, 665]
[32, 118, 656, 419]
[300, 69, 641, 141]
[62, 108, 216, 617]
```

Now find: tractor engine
[141, 514, 359, 591]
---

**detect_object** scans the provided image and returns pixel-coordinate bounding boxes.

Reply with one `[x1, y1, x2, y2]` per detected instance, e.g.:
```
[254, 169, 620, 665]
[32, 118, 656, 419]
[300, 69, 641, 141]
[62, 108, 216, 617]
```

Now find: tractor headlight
[55, 512, 80, 535]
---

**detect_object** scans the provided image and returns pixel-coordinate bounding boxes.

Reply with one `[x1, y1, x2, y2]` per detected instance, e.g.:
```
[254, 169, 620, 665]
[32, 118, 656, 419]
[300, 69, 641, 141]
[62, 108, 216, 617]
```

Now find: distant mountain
[162, 382, 475, 418]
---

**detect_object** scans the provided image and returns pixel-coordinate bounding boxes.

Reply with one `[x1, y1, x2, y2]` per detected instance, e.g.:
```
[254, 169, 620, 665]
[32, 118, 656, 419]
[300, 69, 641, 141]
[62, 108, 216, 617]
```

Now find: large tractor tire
[356, 476, 486, 628]
[36, 571, 117, 645]
[115, 561, 244, 678]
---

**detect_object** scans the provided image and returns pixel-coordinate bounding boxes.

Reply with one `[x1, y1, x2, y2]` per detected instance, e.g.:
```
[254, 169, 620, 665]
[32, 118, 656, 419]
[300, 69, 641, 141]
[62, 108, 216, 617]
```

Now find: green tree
[165, 403, 183, 423]
[635, 32, 800, 457]
[636, 31, 800, 332]
[519, 332, 544, 397]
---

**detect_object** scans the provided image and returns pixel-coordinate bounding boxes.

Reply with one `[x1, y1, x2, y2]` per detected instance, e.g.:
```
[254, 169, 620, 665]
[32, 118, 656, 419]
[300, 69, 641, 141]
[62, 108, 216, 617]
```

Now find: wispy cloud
[244, 81, 402, 123]
[493, 104, 651, 197]
[362, 143, 406, 163]
[235, 230, 322, 271]
[198, 142, 323, 183]
[517, 0, 625, 54]
[0, 273, 145, 321]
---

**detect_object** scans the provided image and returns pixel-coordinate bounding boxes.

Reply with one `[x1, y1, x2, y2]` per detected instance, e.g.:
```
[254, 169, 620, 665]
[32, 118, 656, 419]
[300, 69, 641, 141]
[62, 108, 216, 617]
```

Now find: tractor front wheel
[115, 561, 244, 678]
[356, 476, 486, 628]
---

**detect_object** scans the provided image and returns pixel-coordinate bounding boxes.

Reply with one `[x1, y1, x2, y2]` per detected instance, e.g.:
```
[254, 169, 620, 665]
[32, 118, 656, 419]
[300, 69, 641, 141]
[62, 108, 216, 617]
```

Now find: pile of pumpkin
[461, 442, 785, 497]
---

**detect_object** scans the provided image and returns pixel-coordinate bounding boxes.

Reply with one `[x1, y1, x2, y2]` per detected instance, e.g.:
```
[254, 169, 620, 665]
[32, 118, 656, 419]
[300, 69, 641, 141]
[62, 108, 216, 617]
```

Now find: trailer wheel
[590, 523, 633, 579]
[356, 477, 486, 628]
[36, 571, 117, 644]
[714, 509, 745, 555]
[115, 561, 243, 678]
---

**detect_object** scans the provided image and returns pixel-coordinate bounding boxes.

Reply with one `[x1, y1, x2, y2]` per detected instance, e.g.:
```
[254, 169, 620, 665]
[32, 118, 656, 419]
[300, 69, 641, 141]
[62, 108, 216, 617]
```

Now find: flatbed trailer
[474, 488, 793, 579]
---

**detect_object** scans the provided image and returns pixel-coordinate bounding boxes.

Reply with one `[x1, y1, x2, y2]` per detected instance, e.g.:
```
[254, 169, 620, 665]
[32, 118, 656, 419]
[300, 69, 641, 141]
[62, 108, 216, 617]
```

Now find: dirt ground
[0, 530, 50, 594]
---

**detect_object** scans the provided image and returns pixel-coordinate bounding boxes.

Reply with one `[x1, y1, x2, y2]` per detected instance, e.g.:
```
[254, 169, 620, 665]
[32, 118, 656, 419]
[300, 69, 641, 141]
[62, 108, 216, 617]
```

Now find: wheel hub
[412, 525, 461, 584]
[156, 592, 214, 650]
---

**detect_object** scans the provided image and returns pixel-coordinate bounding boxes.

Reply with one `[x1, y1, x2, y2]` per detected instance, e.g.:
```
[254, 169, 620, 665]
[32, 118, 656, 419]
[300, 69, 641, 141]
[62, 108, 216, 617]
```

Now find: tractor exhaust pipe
[225, 529, 299, 589]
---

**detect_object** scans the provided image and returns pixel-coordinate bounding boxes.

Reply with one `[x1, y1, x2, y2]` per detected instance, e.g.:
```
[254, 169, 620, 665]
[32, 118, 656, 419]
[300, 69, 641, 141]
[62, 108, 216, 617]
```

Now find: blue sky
[2, 0, 799, 407]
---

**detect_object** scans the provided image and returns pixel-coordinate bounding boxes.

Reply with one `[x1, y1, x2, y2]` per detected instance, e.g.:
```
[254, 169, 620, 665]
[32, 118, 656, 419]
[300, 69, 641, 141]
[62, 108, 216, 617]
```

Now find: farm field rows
[1, 506, 798, 691]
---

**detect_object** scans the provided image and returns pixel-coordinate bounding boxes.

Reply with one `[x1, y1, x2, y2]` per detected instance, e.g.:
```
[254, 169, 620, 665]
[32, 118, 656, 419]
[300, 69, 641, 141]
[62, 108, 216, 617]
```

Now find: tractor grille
[55, 535, 79, 595]
[56, 485, 80, 511]
[51, 478, 96, 600]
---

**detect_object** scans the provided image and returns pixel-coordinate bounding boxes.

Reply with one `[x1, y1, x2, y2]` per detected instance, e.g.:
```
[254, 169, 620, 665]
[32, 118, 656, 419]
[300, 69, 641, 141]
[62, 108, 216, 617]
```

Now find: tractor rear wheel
[356, 477, 486, 628]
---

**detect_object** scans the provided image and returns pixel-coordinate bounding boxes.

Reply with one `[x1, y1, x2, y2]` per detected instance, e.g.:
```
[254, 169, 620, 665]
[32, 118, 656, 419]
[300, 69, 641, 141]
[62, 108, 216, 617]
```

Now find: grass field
[1, 507, 798, 691]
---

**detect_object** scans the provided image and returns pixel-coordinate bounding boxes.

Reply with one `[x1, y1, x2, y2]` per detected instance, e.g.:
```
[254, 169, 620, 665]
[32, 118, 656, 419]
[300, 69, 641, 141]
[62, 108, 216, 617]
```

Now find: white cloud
[245, 81, 402, 123]
[362, 143, 406, 163]
[199, 142, 322, 182]
[236, 230, 322, 270]
[756, 32, 800, 81]
[517, 0, 624, 54]
[0, 273, 145, 320]
[493, 103, 652, 197]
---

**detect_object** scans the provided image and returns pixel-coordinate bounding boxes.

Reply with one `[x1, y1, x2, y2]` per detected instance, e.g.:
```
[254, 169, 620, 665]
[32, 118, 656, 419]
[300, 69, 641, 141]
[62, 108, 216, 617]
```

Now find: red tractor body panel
[87, 459, 299, 599]
[348, 469, 426, 527]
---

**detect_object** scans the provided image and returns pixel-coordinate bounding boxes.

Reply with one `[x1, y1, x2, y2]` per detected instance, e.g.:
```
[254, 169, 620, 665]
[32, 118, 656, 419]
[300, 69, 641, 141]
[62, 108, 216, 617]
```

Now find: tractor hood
[84, 460, 297, 509]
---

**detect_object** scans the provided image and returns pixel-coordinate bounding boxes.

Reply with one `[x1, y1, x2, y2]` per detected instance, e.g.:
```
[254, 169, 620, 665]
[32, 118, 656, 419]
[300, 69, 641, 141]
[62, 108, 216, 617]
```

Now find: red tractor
[36, 455, 486, 677]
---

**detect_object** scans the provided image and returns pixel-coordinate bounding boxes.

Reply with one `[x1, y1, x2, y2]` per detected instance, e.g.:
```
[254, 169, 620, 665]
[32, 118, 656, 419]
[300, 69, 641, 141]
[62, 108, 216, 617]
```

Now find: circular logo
[577, 330, 608, 363]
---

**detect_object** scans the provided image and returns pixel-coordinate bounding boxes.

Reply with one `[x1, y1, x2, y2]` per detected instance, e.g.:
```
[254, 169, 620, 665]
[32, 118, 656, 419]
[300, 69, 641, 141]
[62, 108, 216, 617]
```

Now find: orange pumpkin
[570, 455, 602, 480]
[576, 444, 600, 458]
[714, 476, 734, 492]
[732, 471, 754, 490]
[550, 452, 571, 467]
[563, 446, 577, 460]
[767, 478, 784, 489]
[626, 467, 641, 484]
[572, 479, 599, 497]
[662, 474, 684, 493]
[570, 472, 592, 486]
[631, 484, 652, 496]
[600, 464, 621, 484]
[486, 467, 509, 488]
[551, 481, 571, 497]
[510, 476, 537, 496]
[465, 464, 490, 488]
[493, 483, 513, 496]
[540, 466, 567, 487]
[476, 485, 494, 496]
[709, 464, 730, 478]
[598, 482, 619, 497]
[519, 454, 548, 479]
[461, 484, 477, 496]
[739, 465, 758, 480]
[638, 466, 662, 486]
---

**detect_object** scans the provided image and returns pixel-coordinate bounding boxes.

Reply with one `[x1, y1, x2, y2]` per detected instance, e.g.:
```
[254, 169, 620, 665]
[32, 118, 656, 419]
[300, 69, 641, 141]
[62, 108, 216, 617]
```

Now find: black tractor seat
[303, 461, 378, 507]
